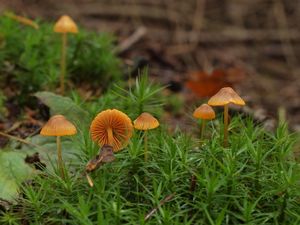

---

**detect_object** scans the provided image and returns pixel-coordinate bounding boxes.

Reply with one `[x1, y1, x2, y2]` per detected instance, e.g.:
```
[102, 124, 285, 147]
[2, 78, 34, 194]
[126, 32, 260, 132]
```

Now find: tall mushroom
[193, 104, 215, 140]
[53, 15, 78, 95]
[40, 115, 77, 179]
[208, 87, 245, 147]
[90, 109, 133, 152]
[133, 112, 159, 161]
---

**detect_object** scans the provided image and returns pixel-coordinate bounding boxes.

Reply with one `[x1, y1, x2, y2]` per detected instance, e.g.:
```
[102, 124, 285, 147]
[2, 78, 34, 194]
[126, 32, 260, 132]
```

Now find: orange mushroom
[193, 104, 215, 140]
[40, 115, 77, 179]
[134, 112, 159, 161]
[90, 109, 133, 152]
[208, 87, 245, 146]
[54, 15, 78, 95]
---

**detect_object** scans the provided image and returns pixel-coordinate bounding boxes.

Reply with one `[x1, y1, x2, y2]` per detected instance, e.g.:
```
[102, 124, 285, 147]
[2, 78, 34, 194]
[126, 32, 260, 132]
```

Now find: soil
[0, 0, 299, 135]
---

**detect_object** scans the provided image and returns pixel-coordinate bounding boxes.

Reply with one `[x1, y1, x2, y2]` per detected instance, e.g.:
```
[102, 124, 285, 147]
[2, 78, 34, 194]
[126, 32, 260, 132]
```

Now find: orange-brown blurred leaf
[185, 68, 246, 98]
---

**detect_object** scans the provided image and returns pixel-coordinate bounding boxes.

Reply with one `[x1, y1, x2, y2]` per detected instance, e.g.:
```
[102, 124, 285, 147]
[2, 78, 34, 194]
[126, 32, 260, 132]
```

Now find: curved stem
[223, 104, 229, 147]
[144, 131, 148, 161]
[60, 33, 67, 95]
[56, 136, 65, 179]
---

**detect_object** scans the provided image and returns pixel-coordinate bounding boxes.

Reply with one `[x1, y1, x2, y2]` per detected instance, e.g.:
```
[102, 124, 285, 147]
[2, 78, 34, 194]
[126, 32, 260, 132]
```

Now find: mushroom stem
[60, 32, 67, 95]
[200, 120, 206, 140]
[223, 104, 229, 147]
[107, 127, 114, 146]
[56, 136, 65, 179]
[144, 130, 148, 161]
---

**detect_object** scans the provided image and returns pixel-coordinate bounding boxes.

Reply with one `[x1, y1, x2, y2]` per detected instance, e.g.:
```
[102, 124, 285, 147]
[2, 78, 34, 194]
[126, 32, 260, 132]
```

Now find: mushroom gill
[90, 109, 133, 152]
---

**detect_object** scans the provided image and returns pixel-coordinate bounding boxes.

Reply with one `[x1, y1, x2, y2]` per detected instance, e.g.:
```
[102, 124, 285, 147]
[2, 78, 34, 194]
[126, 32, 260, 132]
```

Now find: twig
[192, 0, 206, 31]
[114, 27, 147, 54]
[176, 29, 300, 43]
[0, 131, 45, 151]
[4, 12, 39, 29]
[144, 193, 175, 221]
[273, 0, 297, 79]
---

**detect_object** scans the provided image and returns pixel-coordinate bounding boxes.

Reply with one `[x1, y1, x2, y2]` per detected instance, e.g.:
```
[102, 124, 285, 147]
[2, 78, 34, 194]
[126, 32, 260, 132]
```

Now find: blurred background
[1, 0, 299, 131]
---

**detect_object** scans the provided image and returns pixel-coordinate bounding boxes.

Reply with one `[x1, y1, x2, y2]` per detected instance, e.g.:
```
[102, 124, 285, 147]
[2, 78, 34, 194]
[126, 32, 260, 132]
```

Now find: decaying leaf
[85, 144, 115, 187]
[86, 144, 115, 173]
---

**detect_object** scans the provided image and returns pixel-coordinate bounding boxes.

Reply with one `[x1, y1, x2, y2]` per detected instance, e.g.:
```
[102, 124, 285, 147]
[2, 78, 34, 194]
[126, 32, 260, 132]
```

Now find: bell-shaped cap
[40, 115, 77, 136]
[90, 109, 133, 152]
[133, 112, 159, 130]
[54, 15, 78, 33]
[208, 87, 245, 106]
[193, 104, 215, 120]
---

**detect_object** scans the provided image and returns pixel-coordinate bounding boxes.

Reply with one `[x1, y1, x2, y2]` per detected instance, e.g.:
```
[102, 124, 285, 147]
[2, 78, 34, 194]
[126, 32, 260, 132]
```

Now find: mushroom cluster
[193, 87, 245, 146]
[37, 86, 244, 183]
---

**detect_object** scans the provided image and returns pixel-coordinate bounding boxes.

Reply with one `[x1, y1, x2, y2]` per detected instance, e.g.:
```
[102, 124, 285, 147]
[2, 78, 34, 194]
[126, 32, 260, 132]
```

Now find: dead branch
[114, 27, 147, 54]
[144, 193, 175, 221]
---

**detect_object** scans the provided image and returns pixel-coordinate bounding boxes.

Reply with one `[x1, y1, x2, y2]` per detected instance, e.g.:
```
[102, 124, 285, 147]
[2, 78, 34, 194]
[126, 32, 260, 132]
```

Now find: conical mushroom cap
[208, 87, 245, 106]
[133, 112, 159, 130]
[40, 115, 77, 136]
[90, 109, 133, 152]
[193, 104, 216, 120]
[54, 15, 78, 33]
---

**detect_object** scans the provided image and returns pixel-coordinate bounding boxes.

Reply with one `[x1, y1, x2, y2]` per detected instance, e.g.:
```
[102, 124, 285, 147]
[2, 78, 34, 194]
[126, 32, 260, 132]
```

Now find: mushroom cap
[54, 15, 78, 33]
[133, 112, 159, 130]
[208, 87, 245, 106]
[40, 115, 77, 136]
[90, 109, 133, 152]
[193, 104, 216, 120]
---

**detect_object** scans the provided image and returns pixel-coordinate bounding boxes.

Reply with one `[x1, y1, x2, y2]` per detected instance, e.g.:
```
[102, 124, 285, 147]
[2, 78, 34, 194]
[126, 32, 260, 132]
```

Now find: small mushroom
[193, 104, 215, 140]
[134, 112, 159, 161]
[208, 87, 245, 147]
[40, 115, 77, 179]
[54, 15, 78, 95]
[90, 109, 133, 152]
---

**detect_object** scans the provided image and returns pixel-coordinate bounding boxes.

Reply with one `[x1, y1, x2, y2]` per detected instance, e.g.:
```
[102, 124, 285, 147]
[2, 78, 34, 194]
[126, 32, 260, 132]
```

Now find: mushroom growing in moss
[208, 87, 245, 147]
[193, 104, 215, 140]
[134, 112, 159, 161]
[54, 15, 78, 95]
[40, 114, 77, 179]
[90, 109, 133, 152]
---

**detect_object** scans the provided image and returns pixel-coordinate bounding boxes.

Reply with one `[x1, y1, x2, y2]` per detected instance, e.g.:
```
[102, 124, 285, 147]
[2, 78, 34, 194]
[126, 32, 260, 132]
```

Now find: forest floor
[0, 0, 299, 133]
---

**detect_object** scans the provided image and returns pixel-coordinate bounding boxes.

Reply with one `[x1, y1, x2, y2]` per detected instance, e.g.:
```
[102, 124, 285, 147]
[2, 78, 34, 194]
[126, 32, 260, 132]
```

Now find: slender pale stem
[144, 130, 148, 162]
[200, 120, 206, 140]
[107, 127, 114, 146]
[60, 33, 67, 95]
[56, 136, 65, 179]
[223, 104, 229, 147]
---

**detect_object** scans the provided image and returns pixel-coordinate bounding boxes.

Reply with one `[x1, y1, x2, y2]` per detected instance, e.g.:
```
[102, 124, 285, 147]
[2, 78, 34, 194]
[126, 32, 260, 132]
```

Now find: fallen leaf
[185, 68, 246, 97]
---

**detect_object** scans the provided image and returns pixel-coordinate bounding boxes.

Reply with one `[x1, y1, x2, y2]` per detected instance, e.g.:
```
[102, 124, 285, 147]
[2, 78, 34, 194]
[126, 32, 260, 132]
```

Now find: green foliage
[0, 15, 121, 104]
[0, 90, 7, 119]
[34, 91, 91, 127]
[111, 70, 166, 118]
[70, 31, 121, 86]
[0, 150, 35, 202]
[4, 118, 300, 224]
[2, 82, 300, 224]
